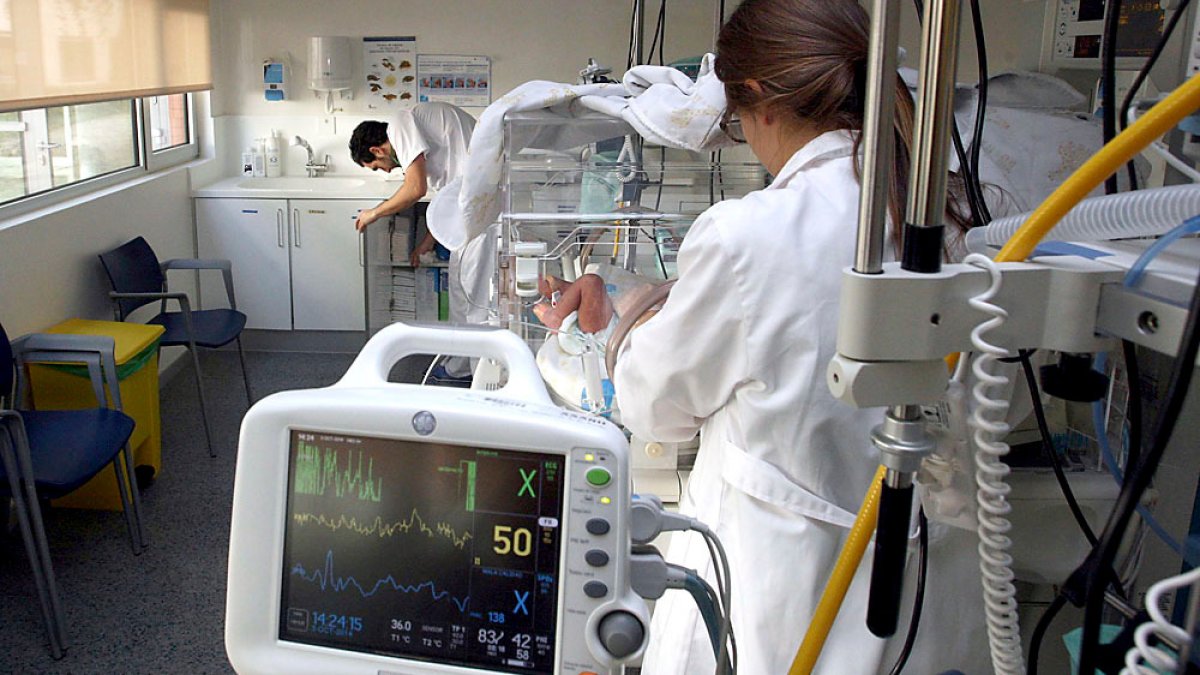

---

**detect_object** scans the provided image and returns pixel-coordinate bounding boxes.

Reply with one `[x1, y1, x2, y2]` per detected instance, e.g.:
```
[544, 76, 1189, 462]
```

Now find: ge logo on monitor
[412, 411, 437, 436]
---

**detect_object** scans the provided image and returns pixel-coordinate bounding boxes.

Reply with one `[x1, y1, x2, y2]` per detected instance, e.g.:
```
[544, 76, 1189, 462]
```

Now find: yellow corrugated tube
[788, 464, 886, 675]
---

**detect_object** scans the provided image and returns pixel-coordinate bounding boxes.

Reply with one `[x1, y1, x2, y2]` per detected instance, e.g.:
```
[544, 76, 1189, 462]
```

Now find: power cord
[886, 508, 929, 675]
[965, 0, 992, 224]
[1102, 0, 1123, 195]
[1016, 349, 1099, 546]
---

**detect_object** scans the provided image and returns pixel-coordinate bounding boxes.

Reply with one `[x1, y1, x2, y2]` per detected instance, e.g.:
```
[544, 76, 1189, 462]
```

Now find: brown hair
[715, 0, 970, 254]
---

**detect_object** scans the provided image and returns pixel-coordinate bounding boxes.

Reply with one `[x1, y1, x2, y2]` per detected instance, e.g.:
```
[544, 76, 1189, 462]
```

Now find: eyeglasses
[720, 108, 746, 144]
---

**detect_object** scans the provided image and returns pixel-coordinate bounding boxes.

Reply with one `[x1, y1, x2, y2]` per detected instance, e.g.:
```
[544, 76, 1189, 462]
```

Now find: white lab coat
[390, 103, 491, 376]
[616, 131, 990, 675]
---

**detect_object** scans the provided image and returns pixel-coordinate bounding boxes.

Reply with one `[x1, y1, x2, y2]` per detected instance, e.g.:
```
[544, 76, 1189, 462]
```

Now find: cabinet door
[195, 198, 292, 330]
[289, 199, 369, 331]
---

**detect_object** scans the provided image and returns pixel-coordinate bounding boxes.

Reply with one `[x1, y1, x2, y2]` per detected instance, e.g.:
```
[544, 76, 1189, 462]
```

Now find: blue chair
[0, 320, 148, 658]
[99, 236, 252, 457]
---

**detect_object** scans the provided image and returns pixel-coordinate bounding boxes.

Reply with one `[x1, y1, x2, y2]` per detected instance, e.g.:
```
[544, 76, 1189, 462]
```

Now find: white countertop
[192, 175, 406, 200]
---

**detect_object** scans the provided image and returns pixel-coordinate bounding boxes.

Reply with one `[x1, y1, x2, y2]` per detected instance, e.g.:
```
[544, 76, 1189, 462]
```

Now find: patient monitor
[226, 323, 648, 674]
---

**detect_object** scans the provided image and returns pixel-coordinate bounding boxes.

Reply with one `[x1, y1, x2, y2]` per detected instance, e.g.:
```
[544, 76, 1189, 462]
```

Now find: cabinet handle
[276, 209, 285, 248]
[292, 208, 300, 248]
[359, 232, 365, 267]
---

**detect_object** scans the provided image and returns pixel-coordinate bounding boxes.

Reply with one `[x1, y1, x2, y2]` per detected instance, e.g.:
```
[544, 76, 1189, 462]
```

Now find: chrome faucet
[292, 135, 328, 177]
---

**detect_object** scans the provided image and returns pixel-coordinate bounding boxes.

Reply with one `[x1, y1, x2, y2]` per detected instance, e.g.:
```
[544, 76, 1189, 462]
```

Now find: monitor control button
[585, 466, 612, 487]
[584, 580, 609, 598]
[585, 549, 610, 567]
[586, 518, 610, 535]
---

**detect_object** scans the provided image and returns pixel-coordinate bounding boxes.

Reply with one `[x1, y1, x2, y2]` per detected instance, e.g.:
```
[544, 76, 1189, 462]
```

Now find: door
[289, 199, 369, 331]
[196, 198, 292, 330]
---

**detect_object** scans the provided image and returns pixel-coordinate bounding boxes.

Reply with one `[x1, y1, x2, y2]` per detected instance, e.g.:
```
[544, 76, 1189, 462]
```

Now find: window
[0, 94, 197, 210]
[148, 94, 190, 153]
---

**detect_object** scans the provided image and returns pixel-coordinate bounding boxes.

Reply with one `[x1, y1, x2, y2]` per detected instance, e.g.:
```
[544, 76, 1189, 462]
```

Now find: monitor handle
[336, 321, 553, 406]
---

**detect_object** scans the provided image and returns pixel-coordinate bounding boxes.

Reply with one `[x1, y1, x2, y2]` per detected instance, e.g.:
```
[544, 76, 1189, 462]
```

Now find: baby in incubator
[529, 267, 666, 415]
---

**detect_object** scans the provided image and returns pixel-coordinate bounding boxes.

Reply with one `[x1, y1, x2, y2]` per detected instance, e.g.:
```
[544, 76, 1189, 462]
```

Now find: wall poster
[364, 36, 418, 109]
[417, 54, 491, 107]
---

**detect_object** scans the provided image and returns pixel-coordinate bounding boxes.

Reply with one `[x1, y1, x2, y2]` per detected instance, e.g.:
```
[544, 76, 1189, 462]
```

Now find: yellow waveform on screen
[293, 441, 383, 502]
[293, 508, 473, 549]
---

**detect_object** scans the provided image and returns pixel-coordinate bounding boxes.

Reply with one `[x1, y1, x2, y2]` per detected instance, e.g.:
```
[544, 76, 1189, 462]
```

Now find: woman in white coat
[617, 0, 989, 672]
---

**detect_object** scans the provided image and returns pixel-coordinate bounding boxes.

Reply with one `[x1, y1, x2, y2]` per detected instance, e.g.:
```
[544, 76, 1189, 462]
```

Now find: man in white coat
[350, 102, 492, 380]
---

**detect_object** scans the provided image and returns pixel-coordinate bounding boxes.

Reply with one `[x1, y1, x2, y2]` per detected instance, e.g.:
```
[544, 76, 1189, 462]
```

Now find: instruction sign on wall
[417, 54, 491, 107]
[364, 36, 418, 109]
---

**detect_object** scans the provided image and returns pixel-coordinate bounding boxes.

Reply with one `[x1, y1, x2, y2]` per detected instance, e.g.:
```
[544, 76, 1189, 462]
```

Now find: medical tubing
[1076, 263, 1200, 675]
[964, 253, 1025, 675]
[887, 508, 928, 675]
[995, 75, 1200, 263]
[1125, 214, 1200, 287]
[1120, 567, 1200, 674]
[788, 464, 886, 675]
[967, 185, 1200, 251]
[693, 522, 733, 675]
[683, 571, 735, 674]
[699, 529, 738, 673]
[867, 479, 914, 637]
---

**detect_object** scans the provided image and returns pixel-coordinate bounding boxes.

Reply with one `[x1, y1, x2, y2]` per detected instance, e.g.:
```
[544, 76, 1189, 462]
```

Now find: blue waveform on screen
[291, 550, 471, 613]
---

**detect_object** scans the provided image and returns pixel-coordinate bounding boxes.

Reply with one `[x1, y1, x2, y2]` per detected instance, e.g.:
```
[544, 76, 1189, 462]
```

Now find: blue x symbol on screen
[513, 590, 530, 615]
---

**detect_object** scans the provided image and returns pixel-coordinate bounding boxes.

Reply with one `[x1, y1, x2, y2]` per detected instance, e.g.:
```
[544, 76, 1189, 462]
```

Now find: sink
[235, 177, 366, 191]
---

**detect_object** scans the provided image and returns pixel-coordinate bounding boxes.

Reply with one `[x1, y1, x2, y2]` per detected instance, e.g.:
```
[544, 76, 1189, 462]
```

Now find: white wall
[208, 0, 723, 177]
[0, 169, 199, 344]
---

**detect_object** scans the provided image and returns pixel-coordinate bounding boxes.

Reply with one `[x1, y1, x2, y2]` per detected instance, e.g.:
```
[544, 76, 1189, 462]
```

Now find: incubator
[493, 112, 761, 494]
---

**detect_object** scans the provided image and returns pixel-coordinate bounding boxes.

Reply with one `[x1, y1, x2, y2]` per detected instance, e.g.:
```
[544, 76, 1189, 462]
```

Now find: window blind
[0, 0, 211, 113]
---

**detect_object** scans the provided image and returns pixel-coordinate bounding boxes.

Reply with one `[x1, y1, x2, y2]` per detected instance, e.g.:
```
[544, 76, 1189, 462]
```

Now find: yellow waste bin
[27, 319, 165, 511]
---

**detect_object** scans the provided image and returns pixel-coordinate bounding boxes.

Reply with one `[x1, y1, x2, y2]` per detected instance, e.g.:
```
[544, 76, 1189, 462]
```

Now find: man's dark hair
[349, 120, 389, 165]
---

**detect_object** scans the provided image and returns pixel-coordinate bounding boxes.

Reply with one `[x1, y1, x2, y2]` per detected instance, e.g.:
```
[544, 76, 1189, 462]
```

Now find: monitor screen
[279, 429, 566, 674]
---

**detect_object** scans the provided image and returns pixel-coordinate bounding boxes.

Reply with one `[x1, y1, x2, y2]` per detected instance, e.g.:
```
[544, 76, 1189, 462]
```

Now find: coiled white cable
[1121, 566, 1200, 674]
[964, 253, 1026, 675]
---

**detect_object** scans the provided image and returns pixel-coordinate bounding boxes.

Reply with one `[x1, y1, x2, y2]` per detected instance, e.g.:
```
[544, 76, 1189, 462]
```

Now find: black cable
[1120, 340, 1143, 473]
[1076, 264, 1200, 675]
[1102, 0, 1123, 195]
[887, 508, 928, 675]
[966, 0, 992, 224]
[1027, 592, 1069, 675]
[1018, 349, 1100, 546]
[1120, 0, 1192, 191]
[647, 0, 666, 67]
[626, 0, 637, 70]
[658, 0, 666, 65]
[952, 124, 988, 230]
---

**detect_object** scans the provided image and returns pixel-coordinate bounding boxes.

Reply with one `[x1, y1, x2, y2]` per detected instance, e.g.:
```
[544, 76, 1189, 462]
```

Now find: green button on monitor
[585, 466, 612, 487]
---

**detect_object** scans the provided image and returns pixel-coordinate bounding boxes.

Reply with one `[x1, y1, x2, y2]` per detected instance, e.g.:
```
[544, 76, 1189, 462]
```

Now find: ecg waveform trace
[293, 508, 474, 548]
[292, 550, 471, 613]
[293, 441, 383, 502]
